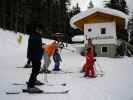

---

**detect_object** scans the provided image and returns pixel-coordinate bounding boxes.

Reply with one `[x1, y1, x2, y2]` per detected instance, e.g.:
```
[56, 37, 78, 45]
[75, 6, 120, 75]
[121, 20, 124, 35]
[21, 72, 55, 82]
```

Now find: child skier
[40, 43, 51, 73]
[53, 49, 62, 71]
[40, 41, 58, 73]
[26, 25, 44, 93]
[81, 38, 95, 72]
[84, 47, 96, 77]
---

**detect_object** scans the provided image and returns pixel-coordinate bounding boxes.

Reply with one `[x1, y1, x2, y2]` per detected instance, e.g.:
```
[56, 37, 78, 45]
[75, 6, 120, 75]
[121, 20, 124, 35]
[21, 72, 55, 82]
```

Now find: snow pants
[43, 55, 51, 71]
[27, 59, 32, 65]
[53, 62, 60, 71]
[27, 60, 41, 88]
[84, 64, 95, 77]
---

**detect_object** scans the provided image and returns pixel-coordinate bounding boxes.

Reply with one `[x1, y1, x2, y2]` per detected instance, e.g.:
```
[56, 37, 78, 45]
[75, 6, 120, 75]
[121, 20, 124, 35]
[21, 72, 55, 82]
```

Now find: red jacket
[86, 49, 94, 65]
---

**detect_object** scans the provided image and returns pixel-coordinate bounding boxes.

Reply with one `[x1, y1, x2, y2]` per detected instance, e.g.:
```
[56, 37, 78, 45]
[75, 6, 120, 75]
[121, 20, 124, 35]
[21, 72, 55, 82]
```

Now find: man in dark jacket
[26, 25, 44, 93]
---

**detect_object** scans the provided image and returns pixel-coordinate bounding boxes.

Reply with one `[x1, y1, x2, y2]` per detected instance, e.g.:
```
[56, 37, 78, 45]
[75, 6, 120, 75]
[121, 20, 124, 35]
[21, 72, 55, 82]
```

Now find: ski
[6, 90, 69, 95]
[6, 92, 20, 94]
[12, 83, 67, 86]
[12, 83, 25, 85]
[96, 73, 104, 77]
[63, 48, 75, 53]
[23, 89, 69, 94]
[96, 71, 105, 77]
[80, 73, 104, 78]
[16, 67, 25, 68]
[49, 71, 73, 74]
[43, 90, 69, 94]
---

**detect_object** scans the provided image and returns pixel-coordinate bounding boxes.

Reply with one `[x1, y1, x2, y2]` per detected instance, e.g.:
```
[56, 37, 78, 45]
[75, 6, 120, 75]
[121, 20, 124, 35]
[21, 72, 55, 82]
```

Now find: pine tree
[22, 0, 32, 33]
[71, 3, 80, 14]
[105, 0, 129, 41]
[105, 0, 128, 14]
[88, 0, 94, 9]
[128, 12, 133, 43]
[66, 3, 82, 43]
[105, 0, 130, 56]
[0, 0, 72, 39]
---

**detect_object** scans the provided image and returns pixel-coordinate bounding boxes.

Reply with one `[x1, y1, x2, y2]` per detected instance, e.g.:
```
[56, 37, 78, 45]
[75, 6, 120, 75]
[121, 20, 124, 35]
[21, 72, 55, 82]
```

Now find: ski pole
[43, 66, 48, 83]
[95, 60, 104, 74]
[94, 62, 98, 75]
[64, 48, 75, 53]
[44, 71, 48, 83]
[61, 61, 66, 69]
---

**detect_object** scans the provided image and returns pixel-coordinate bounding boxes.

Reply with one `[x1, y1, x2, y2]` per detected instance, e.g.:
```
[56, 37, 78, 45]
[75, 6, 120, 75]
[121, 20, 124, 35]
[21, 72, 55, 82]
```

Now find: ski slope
[0, 29, 133, 100]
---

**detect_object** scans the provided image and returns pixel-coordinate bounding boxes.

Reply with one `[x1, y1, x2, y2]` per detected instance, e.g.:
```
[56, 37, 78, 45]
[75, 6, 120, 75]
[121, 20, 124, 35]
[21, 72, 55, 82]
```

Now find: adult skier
[26, 24, 44, 93]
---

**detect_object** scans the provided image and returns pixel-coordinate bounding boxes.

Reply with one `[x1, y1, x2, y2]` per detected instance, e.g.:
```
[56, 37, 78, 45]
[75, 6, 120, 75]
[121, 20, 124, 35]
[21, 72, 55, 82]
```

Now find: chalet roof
[70, 8, 129, 29]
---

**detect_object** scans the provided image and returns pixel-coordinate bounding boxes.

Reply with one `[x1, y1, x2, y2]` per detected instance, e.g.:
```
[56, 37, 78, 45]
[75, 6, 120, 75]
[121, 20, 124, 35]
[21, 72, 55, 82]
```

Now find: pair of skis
[49, 71, 73, 74]
[6, 89, 69, 95]
[12, 82, 67, 86]
[6, 82, 69, 95]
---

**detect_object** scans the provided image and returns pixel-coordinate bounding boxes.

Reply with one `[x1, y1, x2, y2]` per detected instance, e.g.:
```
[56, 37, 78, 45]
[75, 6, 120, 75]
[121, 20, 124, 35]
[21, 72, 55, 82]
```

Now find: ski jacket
[44, 42, 58, 57]
[85, 38, 97, 57]
[86, 49, 94, 66]
[27, 33, 43, 61]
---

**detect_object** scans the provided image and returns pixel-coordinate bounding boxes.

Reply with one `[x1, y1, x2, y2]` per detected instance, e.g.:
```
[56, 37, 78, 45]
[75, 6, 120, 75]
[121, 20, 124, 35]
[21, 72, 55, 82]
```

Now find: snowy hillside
[0, 29, 133, 100]
[72, 35, 84, 42]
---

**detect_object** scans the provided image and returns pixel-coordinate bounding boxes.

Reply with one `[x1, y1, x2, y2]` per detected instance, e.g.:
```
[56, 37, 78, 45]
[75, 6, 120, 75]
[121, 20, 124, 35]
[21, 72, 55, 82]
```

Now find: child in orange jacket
[45, 41, 58, 57]
[40, 41, 58, 73]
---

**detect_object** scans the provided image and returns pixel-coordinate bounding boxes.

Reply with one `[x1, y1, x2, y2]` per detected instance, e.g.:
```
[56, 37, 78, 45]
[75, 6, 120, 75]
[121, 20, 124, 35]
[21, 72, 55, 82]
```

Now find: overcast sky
[71, 0, 133, 13]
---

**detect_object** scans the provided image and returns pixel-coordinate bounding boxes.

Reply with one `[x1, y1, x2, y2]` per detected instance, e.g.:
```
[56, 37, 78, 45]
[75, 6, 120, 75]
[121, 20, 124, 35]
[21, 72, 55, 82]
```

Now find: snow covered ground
[72, 35, 84, 42]
[0, 29, 133, 100]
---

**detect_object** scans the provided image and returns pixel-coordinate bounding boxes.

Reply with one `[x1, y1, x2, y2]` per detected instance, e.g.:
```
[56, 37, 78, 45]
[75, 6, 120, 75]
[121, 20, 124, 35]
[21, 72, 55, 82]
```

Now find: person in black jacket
[26, 25, 44, 93]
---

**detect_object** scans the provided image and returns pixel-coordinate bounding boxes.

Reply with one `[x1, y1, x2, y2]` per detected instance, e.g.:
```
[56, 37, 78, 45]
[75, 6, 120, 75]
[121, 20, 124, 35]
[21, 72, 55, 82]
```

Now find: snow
[70, 7, 129, 29]
[72, 35, 84, 42]
[0, 29, 133, 100]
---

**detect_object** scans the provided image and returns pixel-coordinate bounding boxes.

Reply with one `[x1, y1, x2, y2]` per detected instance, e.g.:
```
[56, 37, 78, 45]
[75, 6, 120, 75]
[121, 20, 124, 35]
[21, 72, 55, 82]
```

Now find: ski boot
[24, 64, 32, 68]
[23, 87, 43, 93]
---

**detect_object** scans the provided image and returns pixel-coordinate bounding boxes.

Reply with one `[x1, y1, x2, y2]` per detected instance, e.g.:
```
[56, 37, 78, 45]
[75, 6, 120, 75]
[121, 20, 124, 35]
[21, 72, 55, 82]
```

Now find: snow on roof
[70, 7, 129, 29]
[72, 35, 84, 42]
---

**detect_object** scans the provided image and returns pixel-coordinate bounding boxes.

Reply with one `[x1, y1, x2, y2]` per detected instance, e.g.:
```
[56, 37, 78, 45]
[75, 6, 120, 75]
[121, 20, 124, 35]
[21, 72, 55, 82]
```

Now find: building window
[101, 28, 106, 34]
[101, 47, 107, 53]
[88, 28, 92, 32]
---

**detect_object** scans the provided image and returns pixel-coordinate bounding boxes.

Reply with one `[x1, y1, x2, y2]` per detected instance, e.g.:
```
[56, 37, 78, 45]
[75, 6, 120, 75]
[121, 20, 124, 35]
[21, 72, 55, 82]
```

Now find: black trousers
[27, 60, 41, 88]
[27, 59, 31, 65]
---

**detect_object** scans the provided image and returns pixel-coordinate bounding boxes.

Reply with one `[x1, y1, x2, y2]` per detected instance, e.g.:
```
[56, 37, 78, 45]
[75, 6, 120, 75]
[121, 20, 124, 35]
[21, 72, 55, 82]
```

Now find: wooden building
[70, 8, 128, 57]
